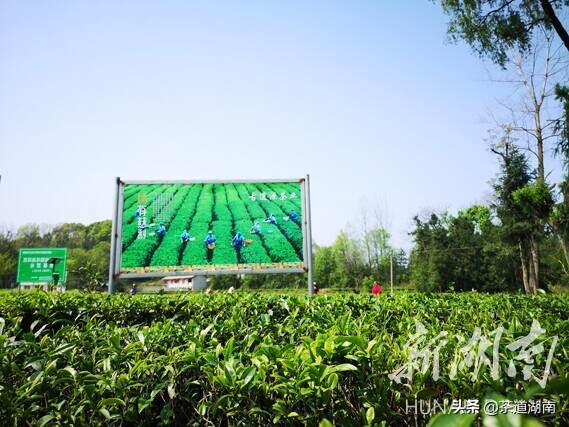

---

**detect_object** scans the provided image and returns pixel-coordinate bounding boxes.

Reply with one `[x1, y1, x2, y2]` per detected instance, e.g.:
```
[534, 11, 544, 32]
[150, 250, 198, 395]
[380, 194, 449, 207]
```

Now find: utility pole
[390, 255, 394, 296]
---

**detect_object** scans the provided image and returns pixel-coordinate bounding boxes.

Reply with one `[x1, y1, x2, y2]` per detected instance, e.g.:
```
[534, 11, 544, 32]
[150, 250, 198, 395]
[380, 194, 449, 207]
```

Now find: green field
[120, 183, 304, 274]
[0, 291, 567, 426]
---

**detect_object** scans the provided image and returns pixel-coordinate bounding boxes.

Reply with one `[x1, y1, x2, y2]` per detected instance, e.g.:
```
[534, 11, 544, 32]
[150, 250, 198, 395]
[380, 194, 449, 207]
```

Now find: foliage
[555, 84, 569, 151]
[410, 208, 521, 292]
[551, 129, 569, 272]
[409, 143, 565, 293]
[438, 0, 569, 67]
[313, 227, 408, 290]
[493, 144, 556, 292]
[0, 291, 567, 426]
[512, 181, 555, 228]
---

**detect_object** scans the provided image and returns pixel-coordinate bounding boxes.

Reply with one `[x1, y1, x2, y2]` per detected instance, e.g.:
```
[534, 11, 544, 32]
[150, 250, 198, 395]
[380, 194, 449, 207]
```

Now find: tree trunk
[533, 87, 545, 182]
[559, 234, 569, 271]
[364, 239, 373, 276]
[536, 129, 545, 182]
[519, 241, 530, 293]
[528, 245, 536, 294]
[539, 0, 569, 52]
[530, 237, 540, 293]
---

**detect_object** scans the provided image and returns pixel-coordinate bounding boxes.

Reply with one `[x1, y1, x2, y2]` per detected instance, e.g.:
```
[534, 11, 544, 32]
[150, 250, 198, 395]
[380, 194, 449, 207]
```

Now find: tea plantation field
[121, 183, 304, 272]
[0, 292, 567, 426]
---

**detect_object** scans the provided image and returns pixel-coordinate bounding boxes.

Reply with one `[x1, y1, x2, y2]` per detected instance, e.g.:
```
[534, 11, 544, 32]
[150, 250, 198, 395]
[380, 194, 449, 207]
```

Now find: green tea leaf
[99, 398, 125, 407]
[37, 414, 55, 427]
[331, 363, 358, 373]
[366, 406, 375, 425]
[110, 335, 121, 351]
[138, 397, 152, 413]
[99, 408, 111, 421]
[242, 366, 256, 387]
[63, 366, 77, 378]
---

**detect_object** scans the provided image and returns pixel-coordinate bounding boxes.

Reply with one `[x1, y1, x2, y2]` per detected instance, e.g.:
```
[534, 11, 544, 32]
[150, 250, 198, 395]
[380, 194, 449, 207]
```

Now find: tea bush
[0, 291, 567, 426]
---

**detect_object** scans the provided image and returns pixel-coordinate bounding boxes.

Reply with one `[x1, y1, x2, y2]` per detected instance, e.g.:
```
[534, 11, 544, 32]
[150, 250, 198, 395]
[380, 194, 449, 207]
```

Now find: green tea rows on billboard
[116, 181, 306, 276]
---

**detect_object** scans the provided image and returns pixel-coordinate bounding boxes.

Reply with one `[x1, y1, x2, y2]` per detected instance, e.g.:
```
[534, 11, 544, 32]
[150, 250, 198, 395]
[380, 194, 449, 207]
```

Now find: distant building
[20, 283, 49, 291]
[19, 283, 65, 291]
[161, 275, 207, 291]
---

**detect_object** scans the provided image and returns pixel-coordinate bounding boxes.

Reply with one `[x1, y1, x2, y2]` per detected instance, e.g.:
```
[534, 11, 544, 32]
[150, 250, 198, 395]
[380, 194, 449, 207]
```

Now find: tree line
[0, 219, 409, 292]
[1, 160, 567, 292]
[410, 143, 568, 293]
[0, 222, 111, 290]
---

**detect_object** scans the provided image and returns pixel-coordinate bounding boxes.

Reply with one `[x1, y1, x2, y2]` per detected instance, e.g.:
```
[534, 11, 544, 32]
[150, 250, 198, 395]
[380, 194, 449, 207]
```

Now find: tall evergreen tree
[492, 142, 553, 292]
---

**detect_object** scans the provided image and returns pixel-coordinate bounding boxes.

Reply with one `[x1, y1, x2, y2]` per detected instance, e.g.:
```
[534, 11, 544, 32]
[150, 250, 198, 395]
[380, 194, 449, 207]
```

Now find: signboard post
[108, 177, 121, 293]
[108, 178, 313, 293]
[17, 248, 68, 286]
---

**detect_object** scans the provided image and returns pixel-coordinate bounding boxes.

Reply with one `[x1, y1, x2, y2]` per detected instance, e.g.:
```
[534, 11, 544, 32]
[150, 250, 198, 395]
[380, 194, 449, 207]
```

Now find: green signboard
[117, 181, 306, 276]
[17, 248, 68, 284]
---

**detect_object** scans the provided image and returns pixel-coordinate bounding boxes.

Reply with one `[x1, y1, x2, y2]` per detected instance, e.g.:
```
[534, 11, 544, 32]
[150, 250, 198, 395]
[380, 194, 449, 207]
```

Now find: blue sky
[0, 1, 563, 250]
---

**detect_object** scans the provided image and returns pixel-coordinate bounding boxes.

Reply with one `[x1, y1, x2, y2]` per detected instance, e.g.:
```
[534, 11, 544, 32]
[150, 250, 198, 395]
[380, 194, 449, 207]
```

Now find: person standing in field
[371, 281, 382, 295]
[155, 223, 167, 238]
[264, 214, 278, 225]
[232, 232, 245, 249]
[204, 231, 216, 262]
[232, 231, 245, 262]
[133, 205, 145, 220]
[313, 282, 320, 295]
[250, 220, 262, 235]
[288, 209, 299, 223]
[180, 229, 190, 244]
[204, 231, 216, 248]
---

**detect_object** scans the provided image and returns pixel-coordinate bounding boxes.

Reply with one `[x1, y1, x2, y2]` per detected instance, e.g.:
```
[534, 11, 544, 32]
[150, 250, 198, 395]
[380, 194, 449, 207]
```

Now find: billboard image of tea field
[119, 182, 305, 275]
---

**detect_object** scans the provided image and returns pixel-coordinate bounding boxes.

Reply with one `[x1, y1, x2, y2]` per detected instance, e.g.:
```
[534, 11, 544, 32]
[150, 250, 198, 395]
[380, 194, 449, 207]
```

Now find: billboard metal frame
[108, 177, 313, 294]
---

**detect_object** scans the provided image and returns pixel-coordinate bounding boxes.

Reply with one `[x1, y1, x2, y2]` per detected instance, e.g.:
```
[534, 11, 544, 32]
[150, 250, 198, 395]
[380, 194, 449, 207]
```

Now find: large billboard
[111, 180, 309, 277]
[17, 248, 68, 284]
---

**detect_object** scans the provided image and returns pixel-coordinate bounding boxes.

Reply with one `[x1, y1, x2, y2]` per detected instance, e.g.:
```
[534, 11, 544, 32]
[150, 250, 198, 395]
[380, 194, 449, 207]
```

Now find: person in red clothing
[371, 281, 382, 295]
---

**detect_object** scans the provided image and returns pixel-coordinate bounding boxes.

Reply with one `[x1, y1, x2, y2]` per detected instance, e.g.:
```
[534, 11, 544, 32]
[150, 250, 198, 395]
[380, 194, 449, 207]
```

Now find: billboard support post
[305, 174, 314, 296]
[108, 177, 121, 293]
